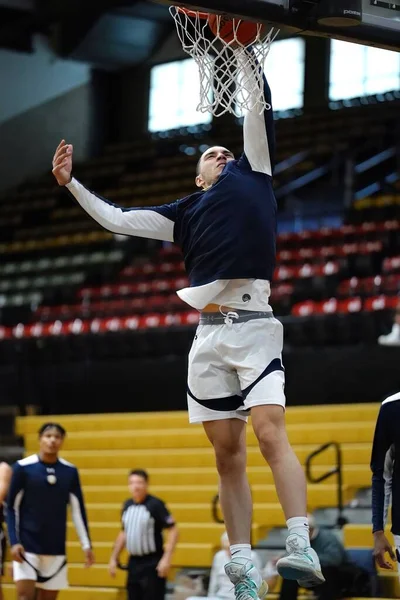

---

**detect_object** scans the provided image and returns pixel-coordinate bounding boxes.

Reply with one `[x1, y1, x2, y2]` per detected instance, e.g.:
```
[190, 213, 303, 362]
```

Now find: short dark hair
[38, 423, 66, 438]
[129, 469, 149, 482]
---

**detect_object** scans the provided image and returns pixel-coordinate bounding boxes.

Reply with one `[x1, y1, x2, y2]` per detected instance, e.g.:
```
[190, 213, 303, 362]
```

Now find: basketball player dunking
[52, 54, 323, 600]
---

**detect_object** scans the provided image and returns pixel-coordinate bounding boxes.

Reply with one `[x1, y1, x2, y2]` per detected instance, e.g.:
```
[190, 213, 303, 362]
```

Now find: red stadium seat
[382, 219, 400, 231]
[319, 245, 342, 259]
[271, 283, 294, 298]
[298, 247, 317, 261]
[339, 224, 357, 237]
[275, 266, 295, 281]
[320, 298, 338, 314]
[364, 295, 398, 311]
[321, 261, 340, 276]
[338, 297, 362, 313]
[0, 326, 11, 339]
[291, 300, 316, 317]
[338, 277, 359, 297]
[297, 264, 316, 278]
[276, 250, 296, 263]
[381, 274, 400, 295]
[342, 243, 359, 256]
[382, 256, 400, 274]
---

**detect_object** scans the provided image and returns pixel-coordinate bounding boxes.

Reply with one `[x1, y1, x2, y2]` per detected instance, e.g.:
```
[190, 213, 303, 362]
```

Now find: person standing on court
[7, 423, 95, 600]
[108, 469, 178, 600]
[52, 49, 323, 600]
[370, 391, 400, 571]
[0, 461, 12, 600]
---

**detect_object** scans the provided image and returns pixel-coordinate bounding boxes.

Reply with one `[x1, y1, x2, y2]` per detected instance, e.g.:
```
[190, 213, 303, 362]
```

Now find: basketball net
[170, 7, 278, 117]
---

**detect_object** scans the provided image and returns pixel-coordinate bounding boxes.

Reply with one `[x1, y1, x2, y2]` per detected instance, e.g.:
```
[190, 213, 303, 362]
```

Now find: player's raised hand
[52, 139, 73, 186]
[373, 531, 396, 569]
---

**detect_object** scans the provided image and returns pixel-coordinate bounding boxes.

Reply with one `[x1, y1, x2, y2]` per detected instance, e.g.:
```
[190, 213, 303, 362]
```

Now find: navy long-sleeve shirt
[65, 62, 277, 310]
[370, 392, 400, 534]
[7, 454, 91, 555]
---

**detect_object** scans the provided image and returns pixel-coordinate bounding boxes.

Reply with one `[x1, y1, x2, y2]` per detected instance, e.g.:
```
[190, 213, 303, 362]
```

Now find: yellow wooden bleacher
[10, 403, 380, 599]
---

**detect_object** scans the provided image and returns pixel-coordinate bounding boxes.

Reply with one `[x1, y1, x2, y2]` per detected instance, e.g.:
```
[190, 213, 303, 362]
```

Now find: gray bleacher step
[313, 506, 372, 527]
[256, 527, 287, 550]
[348, 487, 372, 508]
[254, 527, 287, 565]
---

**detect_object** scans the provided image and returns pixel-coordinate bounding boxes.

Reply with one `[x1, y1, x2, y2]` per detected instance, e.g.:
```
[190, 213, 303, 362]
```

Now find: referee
[108, 469, 179, 600]
[370, 391, 400, 570]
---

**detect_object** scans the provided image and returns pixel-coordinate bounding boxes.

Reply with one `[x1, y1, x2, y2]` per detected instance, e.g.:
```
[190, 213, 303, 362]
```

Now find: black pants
[127, 557, 166, 600]
[279, 565, 371, 600]
[0, 526, 5, 576]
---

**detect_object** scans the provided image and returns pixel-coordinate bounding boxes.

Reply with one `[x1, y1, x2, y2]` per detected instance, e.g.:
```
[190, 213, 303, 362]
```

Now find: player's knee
[214, 441, 246, 476]
[255, 421, 285, 463]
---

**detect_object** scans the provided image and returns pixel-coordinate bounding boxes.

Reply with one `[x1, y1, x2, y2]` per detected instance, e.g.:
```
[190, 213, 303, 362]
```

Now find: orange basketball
[208, 14, 260, 45]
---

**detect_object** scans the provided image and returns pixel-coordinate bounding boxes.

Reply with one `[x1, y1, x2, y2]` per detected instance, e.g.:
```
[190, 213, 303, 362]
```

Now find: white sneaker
[225, 560, 269, 600]
[276, 534, 325, 587]
[378, 325, 400, 346]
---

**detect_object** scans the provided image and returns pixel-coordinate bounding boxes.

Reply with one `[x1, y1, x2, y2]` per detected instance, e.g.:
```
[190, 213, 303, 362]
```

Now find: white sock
[230, 543, 252, 562]
[287, 516, 311, 546]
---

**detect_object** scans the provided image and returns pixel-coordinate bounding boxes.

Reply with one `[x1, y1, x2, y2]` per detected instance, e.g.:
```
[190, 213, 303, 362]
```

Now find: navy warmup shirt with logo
[7, 455, 91, 555]
[65, 70, 277, 309]
[371, 392, 400, 534]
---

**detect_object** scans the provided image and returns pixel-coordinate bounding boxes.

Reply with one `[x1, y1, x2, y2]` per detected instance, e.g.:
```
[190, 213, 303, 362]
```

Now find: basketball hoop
[176, 6, 209, 19]
[170, 6, 278, 117]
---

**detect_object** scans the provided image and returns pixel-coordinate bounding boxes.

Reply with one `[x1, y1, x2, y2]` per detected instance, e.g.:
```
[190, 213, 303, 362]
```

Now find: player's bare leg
[251, 405, 324, 586]
[15, 579, 37, 600]
[251, 405, 306, 516]
[203, 418, 268, 599]
[203, 419, 251, 543]
[37, 590, 59, 600]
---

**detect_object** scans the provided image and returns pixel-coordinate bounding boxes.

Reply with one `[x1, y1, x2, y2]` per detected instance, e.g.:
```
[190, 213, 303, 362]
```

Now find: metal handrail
[211, 492, 254, 546]
[212, 493, 224, 524]
[305, 441, 347, 528]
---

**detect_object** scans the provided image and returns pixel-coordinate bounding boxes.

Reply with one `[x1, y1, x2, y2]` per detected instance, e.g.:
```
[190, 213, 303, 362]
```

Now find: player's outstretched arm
[235, 50, 275, 177]
[69, 468, 94, 567]
[52, 140, 177, 242]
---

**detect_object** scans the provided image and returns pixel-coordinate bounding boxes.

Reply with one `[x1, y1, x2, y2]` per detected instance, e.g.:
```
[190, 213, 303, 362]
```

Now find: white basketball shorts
[13, 553, 68, 590]
[187, 312, 286, 423]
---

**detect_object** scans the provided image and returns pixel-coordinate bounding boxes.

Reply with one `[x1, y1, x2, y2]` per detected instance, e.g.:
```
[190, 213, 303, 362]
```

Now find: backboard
[153, 0, 400, 51]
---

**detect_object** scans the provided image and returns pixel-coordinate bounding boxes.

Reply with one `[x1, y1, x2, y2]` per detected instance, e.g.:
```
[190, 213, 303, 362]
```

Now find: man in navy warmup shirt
[7, 423, 94, 600]
[52, 52, 323, 600]
[371, 391, 400, 572]
[0, 461, 11, 600]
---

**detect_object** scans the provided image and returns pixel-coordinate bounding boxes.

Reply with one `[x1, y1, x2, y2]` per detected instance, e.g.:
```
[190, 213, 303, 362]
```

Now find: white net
[170, 6, 279, 117]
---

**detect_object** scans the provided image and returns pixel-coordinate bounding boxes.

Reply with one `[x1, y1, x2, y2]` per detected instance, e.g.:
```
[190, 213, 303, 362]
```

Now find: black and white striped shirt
[121, 495, 175, 559]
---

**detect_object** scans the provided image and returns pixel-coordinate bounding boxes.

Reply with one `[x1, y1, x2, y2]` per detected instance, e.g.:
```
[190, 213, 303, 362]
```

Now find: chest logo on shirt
[46, 467, 57, 485]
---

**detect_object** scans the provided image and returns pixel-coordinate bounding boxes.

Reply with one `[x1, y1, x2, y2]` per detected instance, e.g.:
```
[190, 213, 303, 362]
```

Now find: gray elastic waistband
[199, 309, 274, 325]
